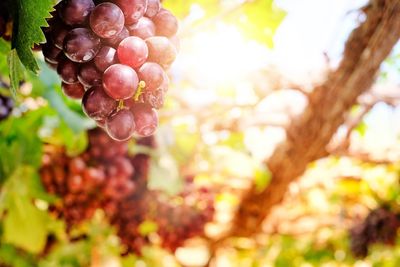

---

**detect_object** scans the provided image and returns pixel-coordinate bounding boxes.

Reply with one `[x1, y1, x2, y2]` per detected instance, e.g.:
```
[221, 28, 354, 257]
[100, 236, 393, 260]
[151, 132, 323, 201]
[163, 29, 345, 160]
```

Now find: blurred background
[1, 0, 400, 266]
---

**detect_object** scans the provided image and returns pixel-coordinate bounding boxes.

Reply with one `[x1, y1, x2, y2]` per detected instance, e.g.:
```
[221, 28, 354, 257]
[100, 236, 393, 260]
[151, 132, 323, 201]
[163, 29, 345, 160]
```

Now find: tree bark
[230, 0, 400, 237]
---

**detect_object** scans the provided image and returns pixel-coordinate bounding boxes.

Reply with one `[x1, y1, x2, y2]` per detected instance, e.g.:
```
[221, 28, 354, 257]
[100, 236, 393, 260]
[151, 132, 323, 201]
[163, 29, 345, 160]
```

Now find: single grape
[59, 0, 95, 26]
[137, 62, 167, 92]
[63, 28, 101, 63]
[117, 36, 148, 68]
[127, 17, 155, 40]
[152, 9, 178, 37]
[103, 26, 129, 48]
[142, 88, 165, 109]
[62, 82, 86, 99]
[82, 86, 118, 120]
[145, 36, 177, 69]
[113, 0, 147, 25]
[106, 109, 136, 141]
[78, 62, 102, 87]
[57, 56, 79, 84]
[90, 3, 125, 39]
[131, 103, 158, 137]
[42, 43, 62, 64]
[94, 46, 118, 72]
[103, 64, 138, 100]
[145, 0, 160, 17]
[51, 23, 71, 49]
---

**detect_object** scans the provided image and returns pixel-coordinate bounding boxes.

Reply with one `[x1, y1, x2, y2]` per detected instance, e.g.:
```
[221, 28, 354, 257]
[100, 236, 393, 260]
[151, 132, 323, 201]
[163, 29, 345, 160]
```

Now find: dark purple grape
[145, 36, 177, 69]
[62, 82, 86, 99]
[113, 0, 147, 25]
[78, 62, 102, 87]
[42, 43, 62, 64]
[103, 64, 138, 100]
[103, 26, 129, 47]
[50, 22, 71, 49]
[130, 103, 158, 137]
[63, 28, 101, 63]
[145, 0, 160, 18]
[106, 109, 136, 141]
[59, 0, 95, 26]
[57, 56, 79, 84]
[127, 17, 155, 39]
[90, 3, 125, 39]
[152, 9, 178, 37]
[94, 46, 118, 72]
[82, 86, 118, 120]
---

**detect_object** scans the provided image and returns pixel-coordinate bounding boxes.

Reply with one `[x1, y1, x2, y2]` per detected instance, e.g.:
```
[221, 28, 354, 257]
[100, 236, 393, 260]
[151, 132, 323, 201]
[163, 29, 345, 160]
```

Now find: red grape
[103, 26, 129, 47]
[127, 17, 155, 40]
[131, 103, 158, 137]
[63, 28, 101, 63]
[113, 0, 147, 25]
[59, 0, 95, 26]
[78, 62, 103, 87]
[82, 86, 118, 120]
[137, 62, 167, 92]
[62, 82, 86, 99]
[90, 3, 125, 39]
[152, 9, 178, 37]
[145, 0, 161, 18]
[106, 109, 136, 141]
[103, 64, 138, 100]
[145, 36, 176, 69]
[117, 36, 148, 68]
[57, 56, 79, 84]
[94, 46, 118, 72]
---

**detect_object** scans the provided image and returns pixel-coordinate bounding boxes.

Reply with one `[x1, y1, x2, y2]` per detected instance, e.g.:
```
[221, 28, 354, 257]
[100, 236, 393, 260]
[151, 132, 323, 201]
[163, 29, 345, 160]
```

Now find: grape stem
[134, 81, 146, 101]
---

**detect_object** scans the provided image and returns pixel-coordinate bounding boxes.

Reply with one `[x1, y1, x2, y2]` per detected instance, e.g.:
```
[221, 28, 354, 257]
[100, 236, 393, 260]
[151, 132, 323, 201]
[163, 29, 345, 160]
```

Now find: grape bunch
[42, 0, 179, 141]
[40, 129, 134, 227]
[349, 207, 400, 258]
[40, 128, 215, 255]
[0, 94, 13, 121]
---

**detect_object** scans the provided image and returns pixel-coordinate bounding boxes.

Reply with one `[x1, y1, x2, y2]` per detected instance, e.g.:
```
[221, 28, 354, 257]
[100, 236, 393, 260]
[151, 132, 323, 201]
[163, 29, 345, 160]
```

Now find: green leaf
[0, 108, 45, 180]
[7, 0, 53, 72]
[2, 167, 49, 253]
[3, 196, 48, 253]
[7, 49, 24, 98]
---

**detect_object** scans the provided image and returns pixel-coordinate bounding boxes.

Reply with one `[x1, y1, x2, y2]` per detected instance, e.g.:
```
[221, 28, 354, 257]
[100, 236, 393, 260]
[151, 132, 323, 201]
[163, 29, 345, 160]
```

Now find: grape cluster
[40, 128, 215, 255]
[40, 129, 133, 227]
[349, 207, 400, 258]
[0, 94, 13, 121]
[42, 0, 178, 141]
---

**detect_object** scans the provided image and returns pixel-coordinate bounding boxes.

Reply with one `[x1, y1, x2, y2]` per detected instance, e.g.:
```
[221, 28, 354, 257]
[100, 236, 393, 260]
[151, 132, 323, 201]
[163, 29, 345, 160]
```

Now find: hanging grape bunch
[42, 0, 178, 141]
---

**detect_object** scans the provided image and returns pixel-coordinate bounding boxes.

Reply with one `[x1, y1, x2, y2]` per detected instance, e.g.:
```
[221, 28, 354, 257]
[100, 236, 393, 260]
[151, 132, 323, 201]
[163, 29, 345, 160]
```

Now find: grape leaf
[7, 50, 24, 98]
[1, 167, 49, 254]
[7, 0, 53, 73]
